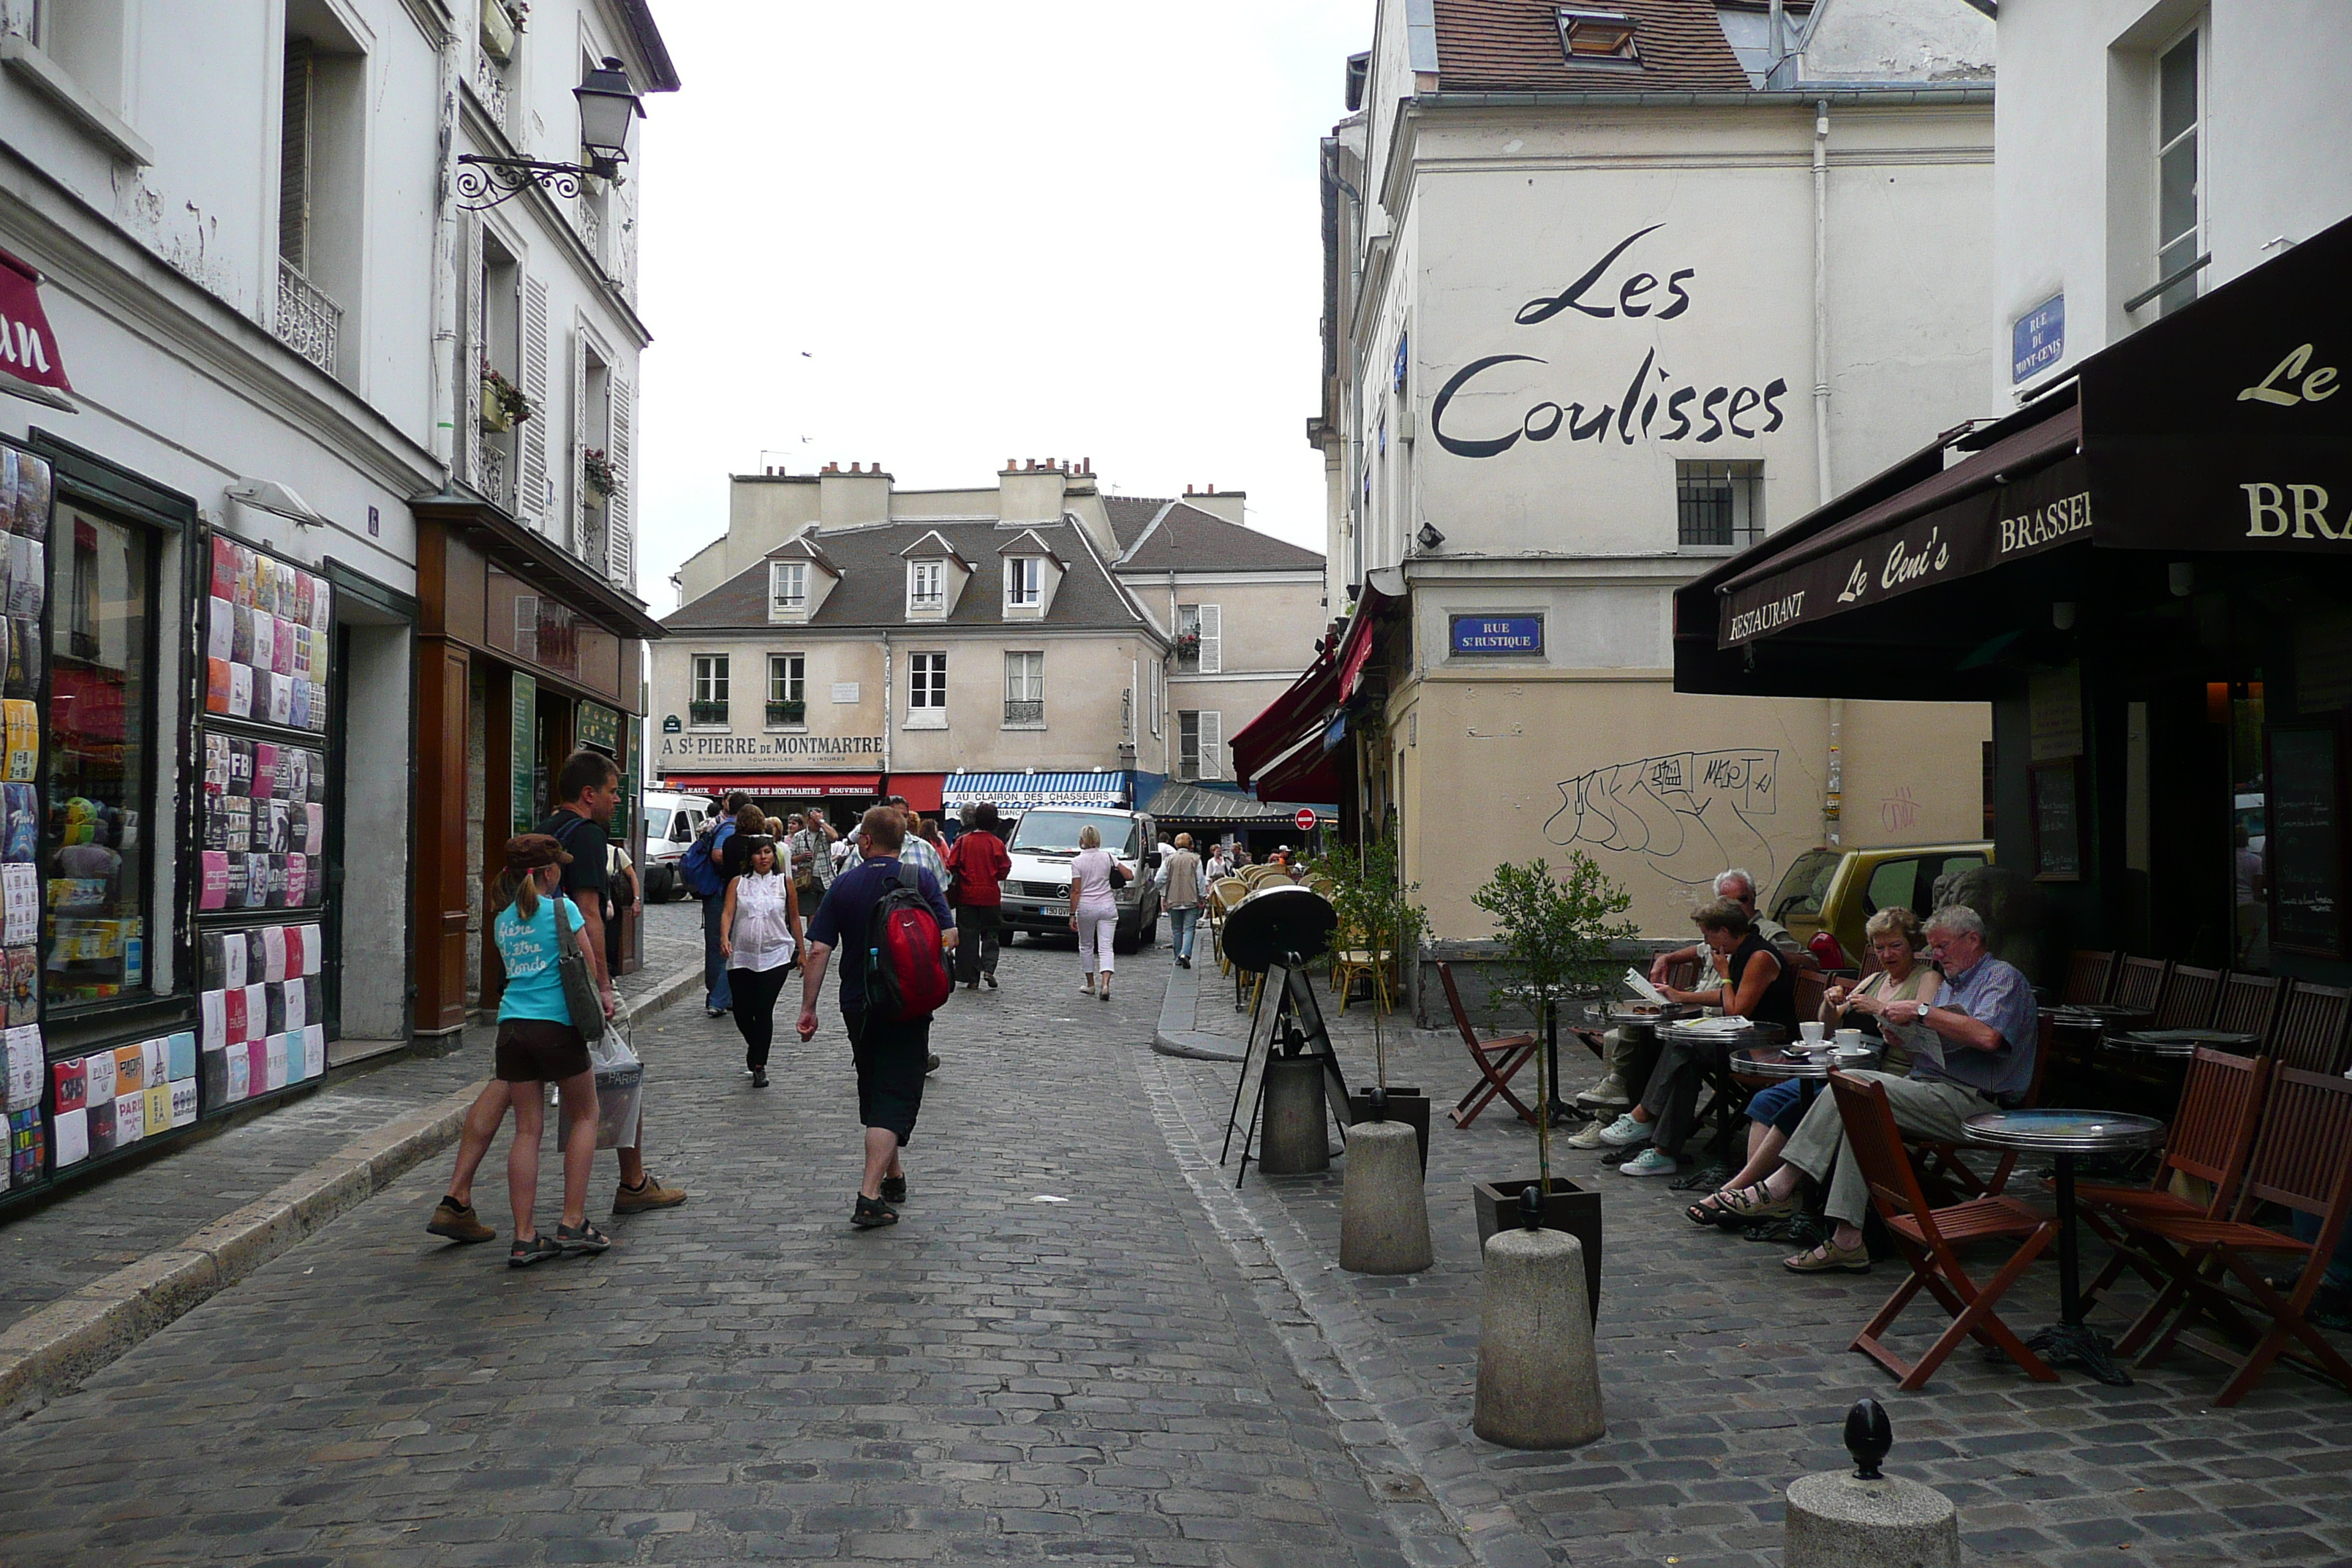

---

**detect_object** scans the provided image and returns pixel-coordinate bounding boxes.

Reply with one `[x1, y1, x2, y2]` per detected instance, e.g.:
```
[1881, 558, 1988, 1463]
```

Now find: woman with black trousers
[720, 837, 802, 1087]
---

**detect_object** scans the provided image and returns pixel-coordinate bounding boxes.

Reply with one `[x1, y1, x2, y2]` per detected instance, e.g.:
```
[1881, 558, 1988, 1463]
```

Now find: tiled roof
[1431, 0, 1751, 93]
[1115, 502, 1324, 574]
[661, 520, 1149, 634]
[1103, 495, 1169, 551]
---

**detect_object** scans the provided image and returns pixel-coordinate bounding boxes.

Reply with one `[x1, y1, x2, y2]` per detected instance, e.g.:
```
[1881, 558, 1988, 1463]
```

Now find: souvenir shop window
[42, 502, 153, 1013]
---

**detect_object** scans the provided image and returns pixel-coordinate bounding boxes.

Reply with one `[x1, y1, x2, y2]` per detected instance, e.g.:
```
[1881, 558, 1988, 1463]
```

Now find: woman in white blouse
[720, 837, 804, 1087]
[1067, 823, 1121, 1001]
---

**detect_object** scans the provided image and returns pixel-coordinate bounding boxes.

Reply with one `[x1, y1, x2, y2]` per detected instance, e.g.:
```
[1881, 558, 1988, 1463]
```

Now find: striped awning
[942, 770, 1131, 810]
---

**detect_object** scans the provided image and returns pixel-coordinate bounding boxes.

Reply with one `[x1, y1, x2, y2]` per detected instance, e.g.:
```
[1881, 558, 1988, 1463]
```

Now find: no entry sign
[1294, 808, 1317, 833]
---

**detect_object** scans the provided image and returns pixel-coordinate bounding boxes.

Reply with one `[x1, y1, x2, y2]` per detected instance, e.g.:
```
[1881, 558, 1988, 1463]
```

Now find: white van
[640, 790, 715, 902]
[998, 806, 1162, 953]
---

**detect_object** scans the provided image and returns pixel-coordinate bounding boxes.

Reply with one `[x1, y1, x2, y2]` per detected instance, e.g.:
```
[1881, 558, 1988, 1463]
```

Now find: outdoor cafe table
[2048, 1003, 2155, 1030]
[2102, 1028, 2261, 1060]
[1730, 1042, 1881, 1079]
[1962, 1108, 2168, 1386]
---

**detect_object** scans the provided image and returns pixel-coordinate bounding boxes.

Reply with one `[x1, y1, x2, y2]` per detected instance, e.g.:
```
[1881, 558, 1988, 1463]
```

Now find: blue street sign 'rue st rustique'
[1450, 615, 1544, 655]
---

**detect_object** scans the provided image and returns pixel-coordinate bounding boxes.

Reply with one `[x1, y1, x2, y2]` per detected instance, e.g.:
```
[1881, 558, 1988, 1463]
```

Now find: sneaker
[1178, 956, 1191, 969]
[705, 1006, 728, 1019]
[852, 1194, 899, 1229]
[983, 973, 998, 990]
[751, 1070, 768, 1088]
[1618, 1148, 1680, 1177]
[426, 1197, 495, 1244]
[1569, 1112, 1649, 1150]
[613, 1176, 688, 1214]
[880, 1175, 907, 1205]
[1575, 1073, 1632, 1110]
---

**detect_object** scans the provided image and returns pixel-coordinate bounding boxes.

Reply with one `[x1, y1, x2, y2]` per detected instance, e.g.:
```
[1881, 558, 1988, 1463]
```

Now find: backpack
[679, 818, 734, 899]
[862, 861, 952, 1024]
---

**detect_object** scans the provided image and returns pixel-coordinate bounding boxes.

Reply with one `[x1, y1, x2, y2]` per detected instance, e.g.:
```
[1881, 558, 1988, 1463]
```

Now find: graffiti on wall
[1545, 749, 1780, 893]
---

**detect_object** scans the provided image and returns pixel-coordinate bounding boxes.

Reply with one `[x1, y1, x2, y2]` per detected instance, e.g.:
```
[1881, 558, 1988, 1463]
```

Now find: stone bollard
[1259, 1055, 1330, 1175]
[1784, 1399, 1959, 1568]
[1339, 1118, 1432, 1274]
[1472, 1221, 1604, 1449]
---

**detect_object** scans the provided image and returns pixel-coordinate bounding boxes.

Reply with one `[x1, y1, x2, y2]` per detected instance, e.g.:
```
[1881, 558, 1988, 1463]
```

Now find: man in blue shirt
[1710, 905, 2040, 1273]
[799, 805, 956, 1229]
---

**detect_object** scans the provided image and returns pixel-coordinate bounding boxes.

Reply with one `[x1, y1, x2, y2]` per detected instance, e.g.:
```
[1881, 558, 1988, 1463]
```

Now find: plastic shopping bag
[555, 1015, 644, 1150]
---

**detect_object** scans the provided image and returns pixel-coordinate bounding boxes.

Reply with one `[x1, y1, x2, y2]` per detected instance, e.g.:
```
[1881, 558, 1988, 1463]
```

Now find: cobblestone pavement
[0, 901, 704, 1336]
[0, 933, 1431, 1567]
[1146, 960, 2352, 1568]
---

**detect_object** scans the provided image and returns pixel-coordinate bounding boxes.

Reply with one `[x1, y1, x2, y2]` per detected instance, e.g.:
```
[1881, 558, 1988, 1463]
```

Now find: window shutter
[606, 374, 633, 585]
[461, 218, 484, 490]
[278, 43, 314, 269]
[519, 275, 549, 521]
[1198, 604, 1221, 674]
[568, 328, 588, 554]
[1198, 710, 1222, 780]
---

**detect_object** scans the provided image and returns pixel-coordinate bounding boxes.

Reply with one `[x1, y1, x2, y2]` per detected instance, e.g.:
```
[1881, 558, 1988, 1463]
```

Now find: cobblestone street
[2, 931, 2351, 1566]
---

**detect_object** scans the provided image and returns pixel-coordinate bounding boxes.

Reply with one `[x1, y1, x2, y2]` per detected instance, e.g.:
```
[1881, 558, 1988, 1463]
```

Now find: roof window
[1557, 8, 1640, 63]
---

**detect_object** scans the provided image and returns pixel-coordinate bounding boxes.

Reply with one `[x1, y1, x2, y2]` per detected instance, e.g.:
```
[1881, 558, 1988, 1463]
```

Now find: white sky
[632, 1, 1370, 612]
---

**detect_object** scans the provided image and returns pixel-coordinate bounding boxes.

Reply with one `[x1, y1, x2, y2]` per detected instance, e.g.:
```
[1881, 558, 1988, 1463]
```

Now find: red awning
[886, 773, 946, 814]
[0, 248, 74, 409]
[661, 773, 880, 797]
[1231, 581, 1398, 788]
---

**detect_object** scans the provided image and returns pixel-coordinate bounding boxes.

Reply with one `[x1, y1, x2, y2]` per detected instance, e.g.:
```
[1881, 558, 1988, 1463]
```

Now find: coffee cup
[1836, 1028, 1864, 1049]
[1799, 1022, 1826, 1044]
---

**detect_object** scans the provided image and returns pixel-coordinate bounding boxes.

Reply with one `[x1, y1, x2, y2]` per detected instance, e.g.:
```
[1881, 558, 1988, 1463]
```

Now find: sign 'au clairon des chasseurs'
[1719, 459, 2093, 648]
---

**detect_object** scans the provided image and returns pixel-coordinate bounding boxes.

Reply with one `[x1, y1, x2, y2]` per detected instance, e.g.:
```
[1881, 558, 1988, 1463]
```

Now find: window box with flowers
[1175, 629, 1202, 668]
[582, 446, 617, 510]
[766, 699, 807, 728]
[480, 0, 525, 64]
[480, 362, 529, 434]
[688, 698, 728, 727]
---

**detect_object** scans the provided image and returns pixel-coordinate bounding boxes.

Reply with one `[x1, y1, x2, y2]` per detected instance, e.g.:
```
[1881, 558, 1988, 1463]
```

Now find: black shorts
[494, 1018, 590, 1082]
[845, 1006, 931, 1145]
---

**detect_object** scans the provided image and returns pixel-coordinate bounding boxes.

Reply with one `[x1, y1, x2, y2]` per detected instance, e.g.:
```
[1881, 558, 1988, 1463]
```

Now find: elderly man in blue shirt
[1708, 905, 2038, 1273]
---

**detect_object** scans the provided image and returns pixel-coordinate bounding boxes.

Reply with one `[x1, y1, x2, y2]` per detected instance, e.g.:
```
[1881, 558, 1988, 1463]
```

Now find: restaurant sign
[1719, 458, 2091, 648]
[657, 733, 884, 769]
[1450, 614, 1544, 656]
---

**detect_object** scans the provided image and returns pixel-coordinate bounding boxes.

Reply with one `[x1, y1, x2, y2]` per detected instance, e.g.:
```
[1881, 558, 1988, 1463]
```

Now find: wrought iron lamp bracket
[454, 154, 615, 212]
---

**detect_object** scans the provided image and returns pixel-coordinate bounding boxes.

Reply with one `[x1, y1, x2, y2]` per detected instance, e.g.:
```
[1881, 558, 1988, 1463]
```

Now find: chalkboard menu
[2030, 760, 2082, 883]
[2269, 725, 2341, 957]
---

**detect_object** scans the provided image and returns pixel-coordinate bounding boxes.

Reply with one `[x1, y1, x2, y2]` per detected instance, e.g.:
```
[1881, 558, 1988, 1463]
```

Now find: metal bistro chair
[1330, 921, 1394, 1017]
[1207, 877, 1250, 973]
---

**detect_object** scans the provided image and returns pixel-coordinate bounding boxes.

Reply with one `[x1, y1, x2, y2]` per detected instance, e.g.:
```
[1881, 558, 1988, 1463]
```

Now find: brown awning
[412, 490, 666, 642]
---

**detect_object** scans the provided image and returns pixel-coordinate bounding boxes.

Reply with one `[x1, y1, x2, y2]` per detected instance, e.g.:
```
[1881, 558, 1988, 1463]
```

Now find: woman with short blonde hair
[1068, 823, 1118, 998]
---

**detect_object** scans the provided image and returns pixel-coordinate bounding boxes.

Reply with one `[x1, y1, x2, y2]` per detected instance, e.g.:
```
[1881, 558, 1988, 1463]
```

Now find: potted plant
[1175, 628, 1202, 666]
[766, 698, 806, 727]
[581, 446, 617, 509]
[480, 361, 529, 433]
[1323, 835, 1431, 1165]
[1464, 851, 1639, 1322]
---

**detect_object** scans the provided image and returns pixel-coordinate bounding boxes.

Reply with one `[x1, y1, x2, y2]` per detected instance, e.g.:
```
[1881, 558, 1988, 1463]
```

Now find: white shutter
[519, 276, 549, 522]
[461, 218, 483, 489]
[1198, 710, 1222, 780]
[1198, 604, 1221, 674]
[568, 326, 588, 554]
[606, 374, 633, 587]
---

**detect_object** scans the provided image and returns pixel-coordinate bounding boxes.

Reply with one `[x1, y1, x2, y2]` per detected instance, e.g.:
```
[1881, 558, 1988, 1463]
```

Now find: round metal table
[2048, 1003, 2155, 1030]
[2102, 1028, 2261, 1060]
[1962, 1108, 2168, 1385]
[1661, 1018, 1785, 1049]
[1730, 1043, 1881, 1079]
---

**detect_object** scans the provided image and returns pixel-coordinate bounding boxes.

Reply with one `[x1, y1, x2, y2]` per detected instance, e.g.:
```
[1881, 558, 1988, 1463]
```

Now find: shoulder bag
[551, 896, 607, 1042]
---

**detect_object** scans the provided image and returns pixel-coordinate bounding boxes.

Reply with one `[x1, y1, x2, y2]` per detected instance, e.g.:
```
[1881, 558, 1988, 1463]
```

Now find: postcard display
[192, 535, 330, 1119]
[0, 449, 48, 1188]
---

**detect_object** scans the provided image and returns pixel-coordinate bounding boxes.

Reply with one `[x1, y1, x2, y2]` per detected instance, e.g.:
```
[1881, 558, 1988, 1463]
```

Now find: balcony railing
[275, 257, 341, 376]
[577, 198, 602, 265]
[766, 699, 807, 727]
[1003, 699, 1043, 725]
[688, 699, 728, 726]
[479, 439, 510, 511]
[472, 48, 510, 127]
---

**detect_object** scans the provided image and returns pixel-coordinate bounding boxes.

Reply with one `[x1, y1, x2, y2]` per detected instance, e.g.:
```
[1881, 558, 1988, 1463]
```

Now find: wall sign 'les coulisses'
[1429, 225, 1791, 460]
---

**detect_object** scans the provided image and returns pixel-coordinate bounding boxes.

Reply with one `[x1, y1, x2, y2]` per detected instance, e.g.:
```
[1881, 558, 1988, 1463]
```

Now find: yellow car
[1765, 842, 1994, 971]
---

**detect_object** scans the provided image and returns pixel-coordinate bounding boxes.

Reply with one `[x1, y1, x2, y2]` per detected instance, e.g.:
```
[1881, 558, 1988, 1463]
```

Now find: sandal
[555, 1221, 611, 1256]
[507, 1234, 562, 1268]
[1718, 1183, 1799, 1221]
[1684, 1192, 1739, 1227]
[1783, 1238, 1872, 1273]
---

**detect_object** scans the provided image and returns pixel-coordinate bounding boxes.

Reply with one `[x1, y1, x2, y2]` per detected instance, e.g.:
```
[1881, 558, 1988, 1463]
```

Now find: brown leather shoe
[613, 1175, 688, 1214]
[426, 1197, 495, 1243]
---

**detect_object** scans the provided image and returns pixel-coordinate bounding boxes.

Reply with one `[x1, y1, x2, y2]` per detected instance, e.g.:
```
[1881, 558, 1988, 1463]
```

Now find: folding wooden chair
[1829, 1071, 2061, 1390]
[1439, 962, 1539, 1128]
[1908, 1015, 2053, 1202]
[2060, 949, 2119, 1007]
[2116, 1066, 2352, 1406]
[2215, 970, 2283, 1041]
[2269, 979, 2352, 1074]
[2073, 1047, 2272, 1316]
[2152, 964, 2223, 1030]
[2111, 955, 2171, 1016]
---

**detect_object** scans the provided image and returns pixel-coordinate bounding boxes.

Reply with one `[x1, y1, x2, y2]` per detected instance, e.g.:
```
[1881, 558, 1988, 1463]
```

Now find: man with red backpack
[797, 804, 957, 1229]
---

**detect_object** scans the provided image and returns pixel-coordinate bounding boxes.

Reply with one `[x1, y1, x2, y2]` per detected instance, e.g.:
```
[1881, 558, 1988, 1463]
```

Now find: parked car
[639, 790, 716, 902]
[1765, 841, 1994, 970]
[998, 806, 1162, 953]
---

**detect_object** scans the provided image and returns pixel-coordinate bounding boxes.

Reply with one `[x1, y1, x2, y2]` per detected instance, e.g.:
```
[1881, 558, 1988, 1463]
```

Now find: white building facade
[0, 0, 674, 1199]
[1282, 0, 2006, 937]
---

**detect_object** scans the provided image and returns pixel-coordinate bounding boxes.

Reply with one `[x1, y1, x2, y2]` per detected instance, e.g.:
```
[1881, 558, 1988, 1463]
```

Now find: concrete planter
[1471, 1175, 1603, 1323]
[1346, 1087, 1428, 1173]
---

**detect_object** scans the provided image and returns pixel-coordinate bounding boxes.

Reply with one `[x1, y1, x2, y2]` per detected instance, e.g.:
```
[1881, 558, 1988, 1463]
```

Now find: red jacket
[945, 830, 1011, 906]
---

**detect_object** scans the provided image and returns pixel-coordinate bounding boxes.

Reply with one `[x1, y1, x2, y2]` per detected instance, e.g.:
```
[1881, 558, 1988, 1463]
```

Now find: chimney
[819, 460, 892, 527]
[999, 454, 1069, 524]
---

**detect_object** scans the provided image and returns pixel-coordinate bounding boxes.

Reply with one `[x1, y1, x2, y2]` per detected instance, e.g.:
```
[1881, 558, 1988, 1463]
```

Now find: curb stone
[1152, 948, 1248, 1063]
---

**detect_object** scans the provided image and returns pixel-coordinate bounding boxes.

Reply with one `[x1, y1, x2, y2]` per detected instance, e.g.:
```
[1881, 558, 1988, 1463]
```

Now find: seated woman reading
[1686, 905, 1940, 1226]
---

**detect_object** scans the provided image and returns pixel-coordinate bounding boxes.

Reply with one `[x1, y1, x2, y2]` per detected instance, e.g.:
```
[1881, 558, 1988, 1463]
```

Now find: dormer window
[771, 560, 807, 614]
[909, 559, 944, 611]
[1007, 557, 1043, 609]
[1557, 7, 1639, 62]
